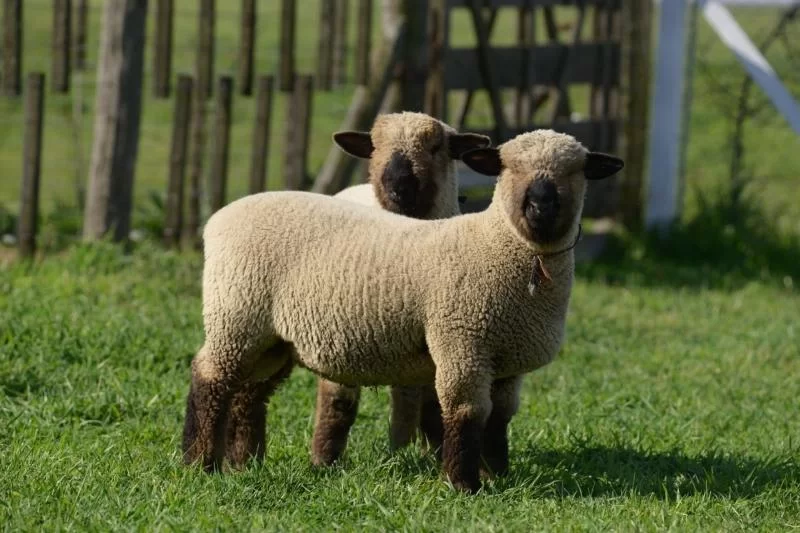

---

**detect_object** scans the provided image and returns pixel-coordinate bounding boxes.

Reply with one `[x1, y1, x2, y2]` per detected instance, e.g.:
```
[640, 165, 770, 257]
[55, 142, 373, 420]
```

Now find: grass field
[2, 2, 800, 531]
[1, 243, 798, 530]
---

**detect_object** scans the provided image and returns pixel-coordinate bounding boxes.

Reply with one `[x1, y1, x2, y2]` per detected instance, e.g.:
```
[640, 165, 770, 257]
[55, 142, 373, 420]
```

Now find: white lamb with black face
[222, 112, 490, 469]
[182, 129, 623, 494]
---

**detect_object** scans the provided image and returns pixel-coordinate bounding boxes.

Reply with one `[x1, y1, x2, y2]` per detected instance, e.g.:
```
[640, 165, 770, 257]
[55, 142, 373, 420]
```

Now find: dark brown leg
[436, 368, 492, 494]
[225, 358, 294, 468]
[441, 409, 485, 493]
[481, 376, 522, 478]
[310, 378, 360, 466]
[182, 353, 232, 472]
[389, 385, 423, 451]
[418, 384, 443, 458]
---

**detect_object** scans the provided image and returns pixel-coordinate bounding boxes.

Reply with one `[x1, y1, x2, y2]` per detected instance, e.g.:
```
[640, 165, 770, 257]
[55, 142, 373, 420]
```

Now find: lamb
[222, 111, 490, 468]
[182, 129, 624, 493]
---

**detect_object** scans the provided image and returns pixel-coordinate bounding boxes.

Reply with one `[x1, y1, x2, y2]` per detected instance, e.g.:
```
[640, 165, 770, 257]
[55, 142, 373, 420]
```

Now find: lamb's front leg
[481, 375, 522, 477]
[435, 368, 492, 493]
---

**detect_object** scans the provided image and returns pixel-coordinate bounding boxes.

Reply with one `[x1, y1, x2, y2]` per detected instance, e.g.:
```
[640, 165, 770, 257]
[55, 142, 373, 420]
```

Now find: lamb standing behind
[183, 130, 624, 493]
[223, 112, 490, 468]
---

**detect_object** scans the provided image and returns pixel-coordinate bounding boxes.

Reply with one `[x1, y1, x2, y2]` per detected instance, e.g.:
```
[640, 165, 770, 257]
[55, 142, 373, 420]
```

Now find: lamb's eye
[430, 140, 443, 154]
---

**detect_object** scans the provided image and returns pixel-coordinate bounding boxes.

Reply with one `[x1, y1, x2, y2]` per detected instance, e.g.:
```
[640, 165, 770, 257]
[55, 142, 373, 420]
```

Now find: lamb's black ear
[333, 131, 374, 159]
[584, 152, 624, 180]
[461, 147, 502, 176]
[448, 133, 492, 159]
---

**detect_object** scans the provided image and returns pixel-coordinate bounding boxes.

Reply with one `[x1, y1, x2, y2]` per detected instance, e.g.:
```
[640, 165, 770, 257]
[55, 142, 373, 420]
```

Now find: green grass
[1, 242, 798, 530]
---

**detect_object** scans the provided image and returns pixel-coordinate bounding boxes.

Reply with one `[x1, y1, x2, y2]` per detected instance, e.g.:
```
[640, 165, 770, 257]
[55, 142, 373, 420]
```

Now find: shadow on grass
[577, 192, 800, 290]
[503, 444, 799, 499]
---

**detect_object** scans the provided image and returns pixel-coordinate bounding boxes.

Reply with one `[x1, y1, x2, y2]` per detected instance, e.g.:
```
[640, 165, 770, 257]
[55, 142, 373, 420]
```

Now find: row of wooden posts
[15, 69, 316, 257]
[1, 0, 369, 99]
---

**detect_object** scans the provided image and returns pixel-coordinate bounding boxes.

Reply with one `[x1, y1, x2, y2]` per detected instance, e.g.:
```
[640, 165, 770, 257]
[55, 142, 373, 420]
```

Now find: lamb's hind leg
[311, 378, 360, 466]
[225, 356, 294, 468]
[182, 344, 239, 472]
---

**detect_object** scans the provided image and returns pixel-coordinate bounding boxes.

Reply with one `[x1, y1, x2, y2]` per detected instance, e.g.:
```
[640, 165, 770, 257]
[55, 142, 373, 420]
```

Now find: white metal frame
[645, 0, 800, 229]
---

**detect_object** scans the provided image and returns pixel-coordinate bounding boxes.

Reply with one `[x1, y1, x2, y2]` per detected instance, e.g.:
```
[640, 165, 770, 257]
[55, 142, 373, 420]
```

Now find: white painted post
[702, 1, 800, 135]
[645, 0, 695, 229]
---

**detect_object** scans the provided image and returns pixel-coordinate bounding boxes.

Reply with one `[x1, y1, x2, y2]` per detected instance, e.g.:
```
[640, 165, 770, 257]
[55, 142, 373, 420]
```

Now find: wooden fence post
[197, 0, 214, 99]
[209, 76, 233, 213]
[18, 73, 45, 259]
[185, 87, 207, 249]
[83, 0, 147, 242]
[279, 0, 296, 91]
[316, 0, 334, 91]
[284, 74, 313, 190]
[331, 0, 349, 87]
[239, 0, 256, 96]
[52, 0, 72, 93]
[249, 75, 274, 194]
[164, 74, 193, 248]
[2, 0, 22, 96]
[354, 0, 371, 86]
[619, 0, 652, 230]
[74, 0, 88, 71]
[424, 0, 447, 120]
[153, 0, 173, 98]
[312, 22, 406, 194]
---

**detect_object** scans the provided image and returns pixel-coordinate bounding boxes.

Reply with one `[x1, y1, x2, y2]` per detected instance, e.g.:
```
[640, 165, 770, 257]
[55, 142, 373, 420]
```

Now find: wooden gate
[425, 0, 651, 223]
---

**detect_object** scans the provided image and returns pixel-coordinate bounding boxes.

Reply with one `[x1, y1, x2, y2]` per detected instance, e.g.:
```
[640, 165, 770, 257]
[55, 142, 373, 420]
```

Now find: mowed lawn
[1, 243, 798, 530]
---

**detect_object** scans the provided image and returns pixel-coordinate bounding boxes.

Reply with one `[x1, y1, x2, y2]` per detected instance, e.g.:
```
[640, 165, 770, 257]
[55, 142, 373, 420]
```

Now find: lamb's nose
[528, 180, 560, 215]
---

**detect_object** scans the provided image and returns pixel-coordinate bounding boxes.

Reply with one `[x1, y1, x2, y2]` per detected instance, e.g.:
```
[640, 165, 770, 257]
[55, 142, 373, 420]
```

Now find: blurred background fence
[0, 0, 798, 257]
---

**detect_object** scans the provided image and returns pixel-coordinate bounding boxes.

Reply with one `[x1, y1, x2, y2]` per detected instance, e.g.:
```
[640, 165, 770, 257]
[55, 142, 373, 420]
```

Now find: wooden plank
[546, 4, 586, 123]
[209, 76, 233, 212]
[279, 0, 296, 91]
[445, 44, 620, 90]
[645, 0, 691, 229]
[467, 0, 507, 140]
[454, 4, 499, 130]
[703, 1, 800, 134]
[52, 0, 71, 93]
[74, 0, 88, 71]
[283, 74, 313, 190]
[331, 0, 349, 87]
[239, 0, 256, 96]
[313, 22, 407, 194]
[515, 1, 533, 128]
[354, 0, 372, 86]
[18, 73, 45, 258]
[424, 0, 448, 120]
[164, 74, 193, 248]
[197, 0, 214, 99]
[2, 0, 22, 96]
[618, 0, 652, 230]
[153, 0, 173, 97]
[249, 75, 274, 194]
[316, 0, 335, 91]
[83, 0, 147, 242]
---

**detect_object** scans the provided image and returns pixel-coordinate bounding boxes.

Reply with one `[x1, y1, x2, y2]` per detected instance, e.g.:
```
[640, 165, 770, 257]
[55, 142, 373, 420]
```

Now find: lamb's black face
[523, 176, 573, 244]
[381, 152, 429, 217]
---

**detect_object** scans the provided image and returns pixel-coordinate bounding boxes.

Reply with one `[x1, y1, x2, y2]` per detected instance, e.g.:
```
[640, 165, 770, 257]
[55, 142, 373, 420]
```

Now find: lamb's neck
[480, 200, 576, 283]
